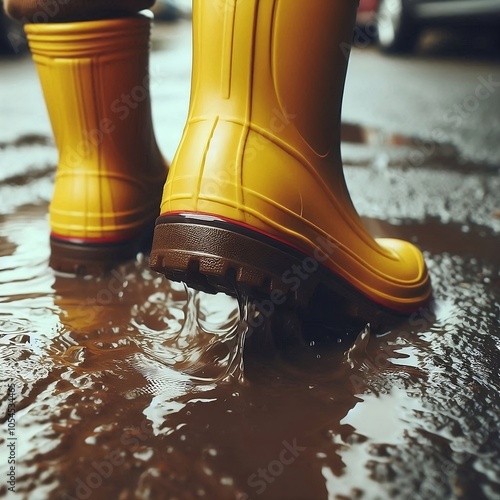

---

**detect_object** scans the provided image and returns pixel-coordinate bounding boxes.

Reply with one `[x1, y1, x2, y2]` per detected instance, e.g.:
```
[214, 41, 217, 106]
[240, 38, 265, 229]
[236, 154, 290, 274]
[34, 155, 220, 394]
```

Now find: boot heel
[150, 215, 405, 331]
[150, 214, 381, 310]
[50, 222, 155, 276]
[150, 214, 313, 304]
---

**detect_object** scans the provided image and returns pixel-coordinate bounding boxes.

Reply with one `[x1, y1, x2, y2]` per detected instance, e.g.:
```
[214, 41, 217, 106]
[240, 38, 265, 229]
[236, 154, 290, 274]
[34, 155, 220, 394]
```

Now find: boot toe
[371, 238, 432, 310]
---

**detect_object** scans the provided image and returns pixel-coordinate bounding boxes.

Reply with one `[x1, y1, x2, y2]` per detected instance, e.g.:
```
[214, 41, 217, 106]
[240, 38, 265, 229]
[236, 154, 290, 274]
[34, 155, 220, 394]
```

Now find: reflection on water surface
[1, 199, 499, 499]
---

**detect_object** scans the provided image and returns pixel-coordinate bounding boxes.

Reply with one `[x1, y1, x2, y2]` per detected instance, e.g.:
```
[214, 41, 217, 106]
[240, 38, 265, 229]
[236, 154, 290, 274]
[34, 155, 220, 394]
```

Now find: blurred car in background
[357, 0, 500, 53]
[151, 0, 191, 21]
[357, 0, 379, 26]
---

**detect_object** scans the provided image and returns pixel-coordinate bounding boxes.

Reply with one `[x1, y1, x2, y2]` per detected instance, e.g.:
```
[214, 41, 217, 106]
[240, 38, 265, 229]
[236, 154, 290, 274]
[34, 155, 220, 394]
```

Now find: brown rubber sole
[49, 221, 155, 276]
[150, 213, 397, 319]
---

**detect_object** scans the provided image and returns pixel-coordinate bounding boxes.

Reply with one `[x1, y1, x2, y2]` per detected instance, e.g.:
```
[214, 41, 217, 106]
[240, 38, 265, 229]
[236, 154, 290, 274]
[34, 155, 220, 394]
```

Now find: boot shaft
[25, 15, 166, 243]
[25, 15, 163, 181]
[190, 0, 357, 156]
[164, 0, 359, 221]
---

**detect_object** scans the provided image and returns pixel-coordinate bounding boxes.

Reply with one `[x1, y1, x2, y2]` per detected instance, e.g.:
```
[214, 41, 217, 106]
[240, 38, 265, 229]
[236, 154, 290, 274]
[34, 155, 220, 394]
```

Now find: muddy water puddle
[1, 125, 500, 500]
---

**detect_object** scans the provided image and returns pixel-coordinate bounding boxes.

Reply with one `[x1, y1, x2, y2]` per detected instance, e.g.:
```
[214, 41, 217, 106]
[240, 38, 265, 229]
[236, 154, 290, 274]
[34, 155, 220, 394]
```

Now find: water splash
[127, 284, 250, 401]
[344, 323, 371, 369]
[222, 288, 251, 383]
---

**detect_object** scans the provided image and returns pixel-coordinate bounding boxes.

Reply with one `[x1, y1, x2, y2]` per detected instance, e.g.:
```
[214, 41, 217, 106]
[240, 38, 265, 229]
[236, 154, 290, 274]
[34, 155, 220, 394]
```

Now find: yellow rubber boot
[25, 13, 167, 275]
[150, 0, 431, 313]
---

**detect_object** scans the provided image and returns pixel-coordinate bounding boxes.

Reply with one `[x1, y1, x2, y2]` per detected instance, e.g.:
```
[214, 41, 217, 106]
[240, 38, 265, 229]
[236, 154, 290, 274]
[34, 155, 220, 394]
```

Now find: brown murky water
[1, 119, 499, 500]
[2, 21, 500, 500]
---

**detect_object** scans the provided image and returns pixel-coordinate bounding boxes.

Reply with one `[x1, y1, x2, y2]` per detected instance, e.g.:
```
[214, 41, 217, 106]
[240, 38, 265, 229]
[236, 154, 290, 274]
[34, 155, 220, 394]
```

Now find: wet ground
[1, 20, 500, 500]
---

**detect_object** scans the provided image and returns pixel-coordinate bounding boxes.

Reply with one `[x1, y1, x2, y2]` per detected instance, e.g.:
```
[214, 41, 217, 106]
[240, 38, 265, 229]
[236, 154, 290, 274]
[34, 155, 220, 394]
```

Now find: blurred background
[357, 0, 500, 54]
